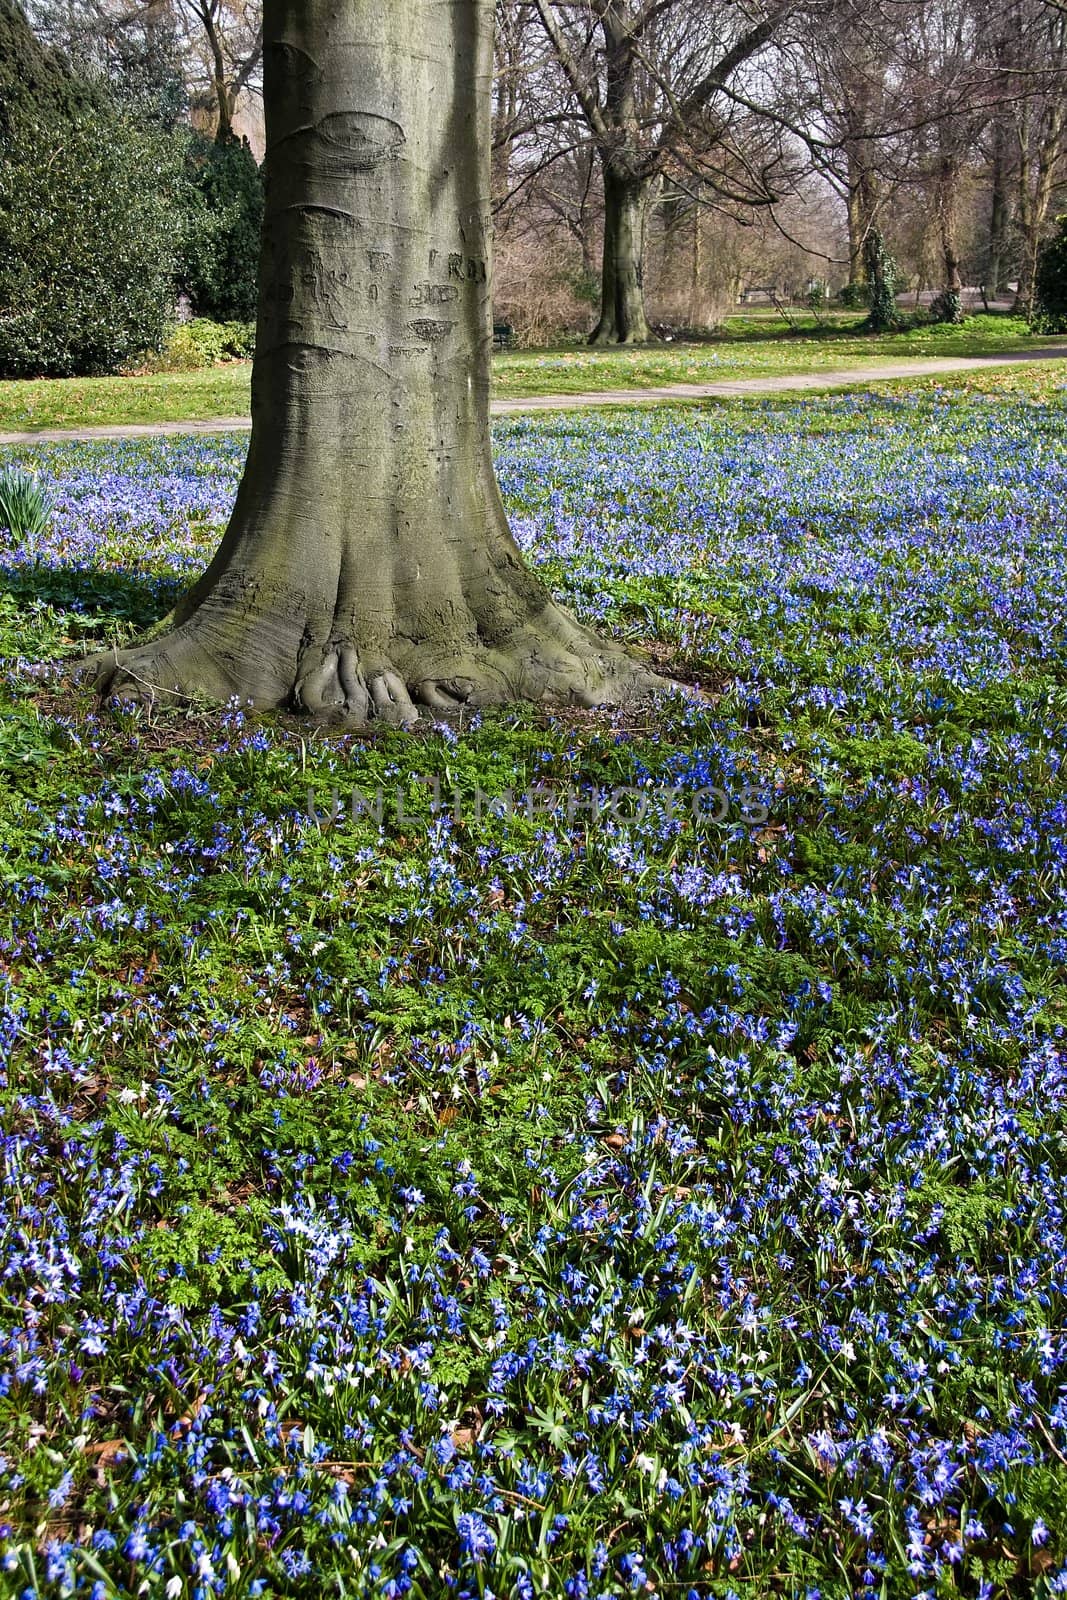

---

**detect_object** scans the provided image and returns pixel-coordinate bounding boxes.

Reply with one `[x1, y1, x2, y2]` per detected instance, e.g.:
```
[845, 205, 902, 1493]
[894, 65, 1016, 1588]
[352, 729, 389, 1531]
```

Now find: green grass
[0, 313, 1055, 432]
[492, 311, 1048, 397]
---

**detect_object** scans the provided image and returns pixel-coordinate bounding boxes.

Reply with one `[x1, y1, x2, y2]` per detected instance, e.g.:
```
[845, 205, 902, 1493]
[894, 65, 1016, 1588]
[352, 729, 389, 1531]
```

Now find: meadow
[1, 368, 1067, 1597]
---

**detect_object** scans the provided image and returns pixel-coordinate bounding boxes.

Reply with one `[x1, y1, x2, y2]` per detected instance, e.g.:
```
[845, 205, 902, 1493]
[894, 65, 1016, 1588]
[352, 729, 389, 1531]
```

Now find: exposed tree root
[82, 595, 672, 727]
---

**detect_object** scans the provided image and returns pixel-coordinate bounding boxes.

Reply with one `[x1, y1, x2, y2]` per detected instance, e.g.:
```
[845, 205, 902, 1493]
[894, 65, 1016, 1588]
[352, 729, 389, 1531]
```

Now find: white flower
[166, 1578, 183, 1599]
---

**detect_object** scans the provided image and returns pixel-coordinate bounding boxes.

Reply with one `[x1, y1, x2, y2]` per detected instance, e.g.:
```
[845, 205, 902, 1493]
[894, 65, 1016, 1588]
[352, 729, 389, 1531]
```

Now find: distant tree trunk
[934, 155, 965, 321]
[844, 149, 878, 293]
[89, 0, 657, 720]
[590, 165, 652, 344]
[201, 8, 237, 144]
[1014, 98, 1065, 318]
[987, 115, 1012, 297]
[846, 181, 866, 290]
[689, 204, 704, 328]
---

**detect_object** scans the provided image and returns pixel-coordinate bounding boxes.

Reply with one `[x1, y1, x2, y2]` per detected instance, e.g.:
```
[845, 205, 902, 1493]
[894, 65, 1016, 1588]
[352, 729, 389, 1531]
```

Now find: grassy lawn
[1, 372, 1066, 1595]
[0, 312, 1055, 431]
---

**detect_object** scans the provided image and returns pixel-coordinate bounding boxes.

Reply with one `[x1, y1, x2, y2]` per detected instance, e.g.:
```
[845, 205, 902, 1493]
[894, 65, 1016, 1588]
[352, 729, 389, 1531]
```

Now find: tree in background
[176, 0, 262, 144]
[28, 0, 263, 144]
[1032, 209, 1067, 329]
[529, 0, 806, 343]
[796, 0, 907, 301]
[907, 0, 993, 322]
[27, 0, 188, 127]
[1006, 0, 1067, 316]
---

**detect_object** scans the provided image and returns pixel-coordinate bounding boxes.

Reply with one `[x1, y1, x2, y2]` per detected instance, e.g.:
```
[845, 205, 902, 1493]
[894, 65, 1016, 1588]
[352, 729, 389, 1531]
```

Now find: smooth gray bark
[590, 167, 652, 345]
[91, 0, 658, 723]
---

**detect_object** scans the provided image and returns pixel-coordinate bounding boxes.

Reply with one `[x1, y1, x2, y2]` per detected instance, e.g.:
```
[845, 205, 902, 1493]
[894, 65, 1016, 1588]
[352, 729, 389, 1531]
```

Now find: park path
[0, 344, 1064, 445]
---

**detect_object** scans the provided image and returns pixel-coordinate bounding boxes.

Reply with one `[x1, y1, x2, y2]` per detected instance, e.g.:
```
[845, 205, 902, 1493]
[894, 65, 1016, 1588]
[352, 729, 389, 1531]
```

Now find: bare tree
[795, 0, 910, 294]
[174, 0, 262, 143]
[529, 0, 808, 343]
[28, 0, 262, 141]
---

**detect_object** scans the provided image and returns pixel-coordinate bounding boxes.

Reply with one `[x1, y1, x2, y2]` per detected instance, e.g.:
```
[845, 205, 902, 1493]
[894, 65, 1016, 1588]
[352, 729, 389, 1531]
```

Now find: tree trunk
[1014, 99, 1065, 319]
[689, 204, 704, 329]
[590, 165, 652, 345]
[987, 112, 1011, 297]
[844, 148, 878, 294]
[846, 180, 866, 291]
[89, 0, 657, 721]
[934, 156, 964, 323]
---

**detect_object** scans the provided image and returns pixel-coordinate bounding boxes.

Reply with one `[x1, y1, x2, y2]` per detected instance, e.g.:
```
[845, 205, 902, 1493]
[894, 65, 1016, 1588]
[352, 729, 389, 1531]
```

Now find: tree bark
[933, 154, 965, 322]
[1014, 98, 1065, 318]
[89, 0, 658, 722]
[987, 113, 1012, 298]
[844, 148, 878, 294]
[845, 180, 866, 291]
[590, 165, 652, 344]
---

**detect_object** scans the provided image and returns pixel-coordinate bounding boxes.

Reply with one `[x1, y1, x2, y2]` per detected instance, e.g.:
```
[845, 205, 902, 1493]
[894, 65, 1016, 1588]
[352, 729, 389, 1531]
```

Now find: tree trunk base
[81, 574, 670, 727]
[587, 324, 654, 347]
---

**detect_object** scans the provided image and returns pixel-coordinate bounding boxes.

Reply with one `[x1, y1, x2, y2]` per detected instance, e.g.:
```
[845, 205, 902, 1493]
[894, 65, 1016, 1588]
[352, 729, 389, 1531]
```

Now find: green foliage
[180, 133, 263, 324]
[1032, 214, 1067, 334]
[569, 267, 602, 308]
[0, 108, 188, 376]
[930, 287, 965, 325]
[838, 280, 869, 309]
[0, 463, 51, 553]
[0, 0, 101, 141]
[161, 317, 255, 371]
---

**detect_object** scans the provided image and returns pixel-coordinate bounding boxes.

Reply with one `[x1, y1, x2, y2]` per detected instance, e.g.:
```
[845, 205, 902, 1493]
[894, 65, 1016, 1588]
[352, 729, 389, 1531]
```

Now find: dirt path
[0, 345, 1063, 445]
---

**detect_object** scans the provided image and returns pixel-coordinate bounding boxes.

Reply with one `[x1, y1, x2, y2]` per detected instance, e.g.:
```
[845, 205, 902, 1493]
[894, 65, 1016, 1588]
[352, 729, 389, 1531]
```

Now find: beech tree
[89, 0, 659, 722]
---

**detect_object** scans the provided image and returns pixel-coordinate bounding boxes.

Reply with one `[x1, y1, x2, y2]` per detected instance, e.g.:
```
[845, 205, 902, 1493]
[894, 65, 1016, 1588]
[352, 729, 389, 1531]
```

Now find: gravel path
[0, 345, 1063, 445]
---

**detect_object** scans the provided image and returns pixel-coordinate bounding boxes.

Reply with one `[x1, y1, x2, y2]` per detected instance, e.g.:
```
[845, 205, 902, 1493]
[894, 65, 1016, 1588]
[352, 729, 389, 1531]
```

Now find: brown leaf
[172, 1393, 208, 1435]
[84, 1440, 126, 1465]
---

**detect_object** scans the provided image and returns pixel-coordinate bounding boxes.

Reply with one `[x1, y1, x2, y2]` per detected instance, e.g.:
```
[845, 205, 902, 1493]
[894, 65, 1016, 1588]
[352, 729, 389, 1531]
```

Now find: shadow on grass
[0, 561, 183, 633]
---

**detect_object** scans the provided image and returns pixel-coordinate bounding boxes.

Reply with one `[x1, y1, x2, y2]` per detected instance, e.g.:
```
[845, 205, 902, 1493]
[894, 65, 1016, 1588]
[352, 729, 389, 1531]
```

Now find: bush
[0, 0, 101, 141]
[929, 287, 964, 325]
[161, 318, 255, 370]
[181, 134, 263, 324]
[0, 108, 189, 376]
[838, 281, 870, 309]
[1032, 215, 1067, 334]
